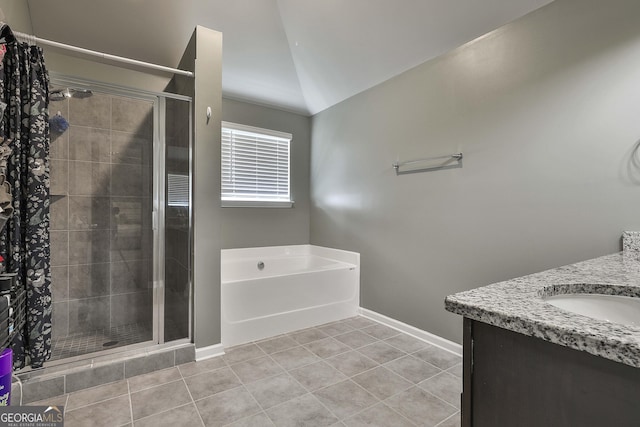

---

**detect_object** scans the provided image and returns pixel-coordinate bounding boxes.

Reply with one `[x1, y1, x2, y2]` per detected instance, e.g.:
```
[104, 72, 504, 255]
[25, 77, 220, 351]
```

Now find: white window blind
[221, 121, 292, 207]
[167, 173, 189, 207]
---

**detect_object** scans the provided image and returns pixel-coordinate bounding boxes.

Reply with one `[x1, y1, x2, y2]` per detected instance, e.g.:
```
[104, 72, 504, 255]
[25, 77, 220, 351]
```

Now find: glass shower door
[48, 77, 193, 363]
[50, 83, 156, 360]
[163, 96, 192, 342]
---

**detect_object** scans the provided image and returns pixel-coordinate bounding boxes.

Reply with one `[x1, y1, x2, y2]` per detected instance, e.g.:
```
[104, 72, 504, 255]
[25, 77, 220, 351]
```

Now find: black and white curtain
[0, 26, 51, 369]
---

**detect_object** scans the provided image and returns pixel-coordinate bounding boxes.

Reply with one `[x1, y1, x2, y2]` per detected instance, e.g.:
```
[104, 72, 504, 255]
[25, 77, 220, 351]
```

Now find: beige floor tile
[26, 394, 68, 409]
[413, 345, 462, 370]
[351, 366, 412, 400]
[289, 327, 330, 345]
[313, 380, 379, 419]
[316, 321, 355, 337]
[446, 363, 463, 379]
[65, 394, 131, 427]
[177, 356, 226, 378]
[326, 350, 379, 377]
[245, 373, 307, 409]
[343, 403, 414, 427]
[66, 380, 128, 411]
[385, 386, 457, 426]
[130, 380, 191, 420]
[271, 346, 320, 370]
[266, 394, 338, 427]
[133, 403, 203, 427]
[418, 372, 462, 408]
[256, 335, 299, 354]
[384, 334, 429, 353]
[290, 360, 347, 391]
[128, 367, 181, 393]
[342, 317, 377, 330]
[50, 317, 464, 427]
[223, 343, 266, 365]
[438, 412, 461, 427]
[183, 367, 241, 400]
[305, 337, 352, 359]
[357, 341, 406, 364]
[361, 324, 401, 340]
[334, 330, 378, 349]
[230, 356, 284, 384]
[228, 411, 275, 426]
[195, 386, 261, 426]
[384, 355, 441, 383]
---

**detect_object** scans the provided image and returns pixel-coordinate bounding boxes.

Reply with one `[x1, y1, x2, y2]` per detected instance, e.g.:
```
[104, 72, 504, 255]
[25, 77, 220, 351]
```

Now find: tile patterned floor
[51, 323, 153, 361]
[31, 316, 462, 426]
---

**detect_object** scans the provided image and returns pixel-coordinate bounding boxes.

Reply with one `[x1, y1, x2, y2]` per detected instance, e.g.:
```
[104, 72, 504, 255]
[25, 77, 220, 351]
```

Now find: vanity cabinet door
[462, 318, 640, 427]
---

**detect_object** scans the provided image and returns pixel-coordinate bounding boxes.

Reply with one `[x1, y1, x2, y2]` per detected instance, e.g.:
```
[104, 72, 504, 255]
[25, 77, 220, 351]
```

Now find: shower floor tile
[51, 323, 153, 361]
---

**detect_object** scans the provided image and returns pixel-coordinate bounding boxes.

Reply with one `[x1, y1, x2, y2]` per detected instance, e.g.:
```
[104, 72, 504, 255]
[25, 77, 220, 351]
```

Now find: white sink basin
[544, 294, 640, 327]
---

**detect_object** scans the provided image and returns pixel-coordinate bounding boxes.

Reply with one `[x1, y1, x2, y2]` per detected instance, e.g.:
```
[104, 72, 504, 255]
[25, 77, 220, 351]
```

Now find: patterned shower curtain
[0, 39, 51, 369]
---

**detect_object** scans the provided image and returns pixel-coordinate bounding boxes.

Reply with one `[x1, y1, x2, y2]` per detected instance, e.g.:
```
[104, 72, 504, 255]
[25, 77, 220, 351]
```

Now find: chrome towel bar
[393, 152, 463, 174]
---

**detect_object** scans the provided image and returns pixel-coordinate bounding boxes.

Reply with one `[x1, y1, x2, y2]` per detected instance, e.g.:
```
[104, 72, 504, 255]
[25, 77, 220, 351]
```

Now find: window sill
[221, 200, 294, 208]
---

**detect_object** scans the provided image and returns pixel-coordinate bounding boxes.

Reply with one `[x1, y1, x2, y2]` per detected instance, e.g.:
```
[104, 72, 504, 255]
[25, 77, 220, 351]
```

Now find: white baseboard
[195, 343, 225, 361]
[359, 307, 462, 356]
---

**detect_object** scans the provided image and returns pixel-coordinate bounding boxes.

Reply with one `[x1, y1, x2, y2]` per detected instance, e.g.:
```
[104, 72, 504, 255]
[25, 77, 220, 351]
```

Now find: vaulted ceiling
[27, 0, 554, 115]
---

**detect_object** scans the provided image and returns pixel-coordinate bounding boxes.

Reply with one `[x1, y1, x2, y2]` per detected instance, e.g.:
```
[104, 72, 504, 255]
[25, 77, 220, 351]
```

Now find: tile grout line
[226, 340, 344, 424]
[263, 350, 340, 421]
[179, 360, 217, 427]
[126, 380, 134, 426]
[291, 318, 456, 424]
[434, 410, 461, 427]
[182, 376, 206, 427]
[342, 401, 419, 427]
[225, 354, 280, 423]
[258, 331, 379, 424]
[61, 382, 129, 414]
[338, 318, 457, 425]
[418, 386, 462, 412]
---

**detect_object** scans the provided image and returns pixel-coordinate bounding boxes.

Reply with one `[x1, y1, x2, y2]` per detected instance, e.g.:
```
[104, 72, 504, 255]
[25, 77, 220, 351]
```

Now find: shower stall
[48, 76, 192, 362]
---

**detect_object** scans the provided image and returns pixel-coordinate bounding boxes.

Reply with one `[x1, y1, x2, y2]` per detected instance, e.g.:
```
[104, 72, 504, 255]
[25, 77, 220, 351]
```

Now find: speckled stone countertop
[445, 250, 640, 368]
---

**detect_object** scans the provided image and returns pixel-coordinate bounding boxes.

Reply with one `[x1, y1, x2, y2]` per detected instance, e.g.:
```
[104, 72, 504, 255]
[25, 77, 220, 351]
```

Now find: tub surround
[445, 247, 640, 368]
[221, 245, 360, 347]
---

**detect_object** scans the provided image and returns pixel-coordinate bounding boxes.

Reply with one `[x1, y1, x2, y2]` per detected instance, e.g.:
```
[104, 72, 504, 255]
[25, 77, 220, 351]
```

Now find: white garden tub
[221, 245, 360, 347]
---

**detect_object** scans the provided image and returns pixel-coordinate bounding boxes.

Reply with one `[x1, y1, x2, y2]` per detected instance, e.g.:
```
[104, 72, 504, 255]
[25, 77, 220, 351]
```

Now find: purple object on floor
[0, 347, 11, 406]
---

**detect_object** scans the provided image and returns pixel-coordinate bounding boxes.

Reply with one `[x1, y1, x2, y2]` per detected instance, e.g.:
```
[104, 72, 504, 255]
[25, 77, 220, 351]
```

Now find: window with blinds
[167, 173, 189, 207]
[221, 121, 293, 207]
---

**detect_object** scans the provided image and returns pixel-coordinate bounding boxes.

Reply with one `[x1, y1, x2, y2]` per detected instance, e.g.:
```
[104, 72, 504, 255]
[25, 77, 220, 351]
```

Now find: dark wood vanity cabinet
[461, 318, 640, 427]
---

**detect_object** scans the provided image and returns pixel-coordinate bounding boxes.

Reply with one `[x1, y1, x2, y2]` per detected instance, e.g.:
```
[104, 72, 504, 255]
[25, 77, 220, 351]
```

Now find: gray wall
[0, 0, 32, 33]
[0, 2, 170, 94]
[310, 0, 640, 343]
[221, 98, 311, 248]
[186, 27, 223, 348]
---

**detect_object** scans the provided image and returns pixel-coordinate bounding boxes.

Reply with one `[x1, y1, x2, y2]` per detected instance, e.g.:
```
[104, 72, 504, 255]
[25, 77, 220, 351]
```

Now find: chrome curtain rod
[13, 31, 194, 78]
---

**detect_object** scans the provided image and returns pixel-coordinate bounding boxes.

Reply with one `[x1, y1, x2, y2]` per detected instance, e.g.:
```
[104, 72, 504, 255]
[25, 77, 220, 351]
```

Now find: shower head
[50, 87, 93, 101]
[49, 89, 69, 102]
[71, 88, 93, 98]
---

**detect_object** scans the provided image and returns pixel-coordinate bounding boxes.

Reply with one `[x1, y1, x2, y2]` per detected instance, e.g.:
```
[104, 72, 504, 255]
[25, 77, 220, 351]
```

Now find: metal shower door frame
[48, 74, 193, 363]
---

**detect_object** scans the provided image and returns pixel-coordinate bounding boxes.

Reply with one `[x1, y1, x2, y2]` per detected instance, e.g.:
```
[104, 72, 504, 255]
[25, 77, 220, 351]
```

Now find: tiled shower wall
[49, 90, 154, 342]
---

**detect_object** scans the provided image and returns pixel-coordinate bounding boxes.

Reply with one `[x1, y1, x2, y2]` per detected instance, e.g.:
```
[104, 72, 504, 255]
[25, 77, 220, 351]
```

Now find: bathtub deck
[27, 316, 462, 427]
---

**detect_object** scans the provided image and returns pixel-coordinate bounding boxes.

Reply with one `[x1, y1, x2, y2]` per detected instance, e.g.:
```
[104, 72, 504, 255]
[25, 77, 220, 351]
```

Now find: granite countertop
[445, 250, 640, 368]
